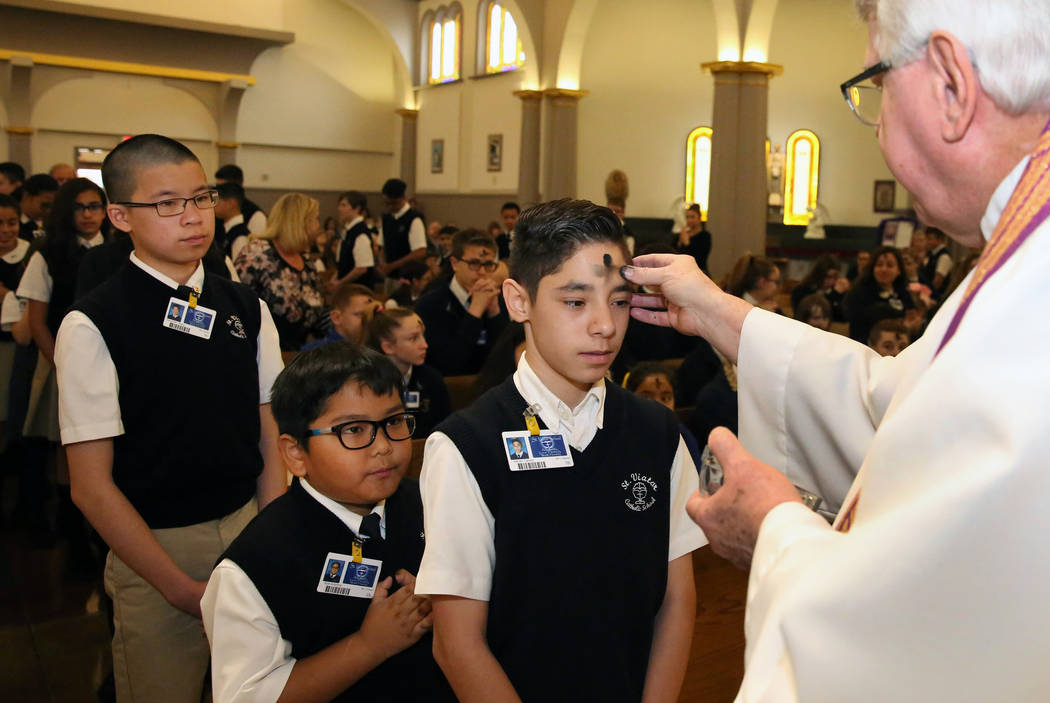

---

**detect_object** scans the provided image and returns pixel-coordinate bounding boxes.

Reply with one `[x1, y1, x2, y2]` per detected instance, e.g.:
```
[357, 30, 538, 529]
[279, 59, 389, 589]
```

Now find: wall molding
[0, 48, 256, 85]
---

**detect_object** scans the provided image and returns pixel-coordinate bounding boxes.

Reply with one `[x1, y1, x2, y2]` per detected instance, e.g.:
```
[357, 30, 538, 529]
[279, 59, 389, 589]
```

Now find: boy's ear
[106, 204, 133, 234]
[502, 278, 530, 323]
[278, 434, 309, 478]
[329, 308, 343, 326]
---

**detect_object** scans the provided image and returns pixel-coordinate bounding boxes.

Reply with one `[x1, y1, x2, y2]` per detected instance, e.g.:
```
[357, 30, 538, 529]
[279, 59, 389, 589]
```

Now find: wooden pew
[444, 374, 479, 412]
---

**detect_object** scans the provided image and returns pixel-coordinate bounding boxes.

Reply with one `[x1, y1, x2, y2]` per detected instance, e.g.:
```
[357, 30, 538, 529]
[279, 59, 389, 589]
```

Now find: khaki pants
[104, 499, 257, 703]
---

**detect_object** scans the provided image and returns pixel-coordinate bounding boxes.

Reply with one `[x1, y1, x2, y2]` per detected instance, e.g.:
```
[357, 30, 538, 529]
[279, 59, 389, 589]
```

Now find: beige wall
[767, 0, 901, 226]
[415, 0, 526, 197]
[54, 0, 286, 32]
[576, 0, 718, 219]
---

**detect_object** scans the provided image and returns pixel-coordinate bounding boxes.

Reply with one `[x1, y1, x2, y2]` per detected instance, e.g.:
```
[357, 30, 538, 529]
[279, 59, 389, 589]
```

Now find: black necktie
[359, 512, 383, 543]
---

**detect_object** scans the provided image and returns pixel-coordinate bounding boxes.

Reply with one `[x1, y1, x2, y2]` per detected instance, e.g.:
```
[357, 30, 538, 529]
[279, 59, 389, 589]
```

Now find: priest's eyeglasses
[308, 413, 417, 450]
[115, 190, 219, 217]
[839, 61, 890, 127]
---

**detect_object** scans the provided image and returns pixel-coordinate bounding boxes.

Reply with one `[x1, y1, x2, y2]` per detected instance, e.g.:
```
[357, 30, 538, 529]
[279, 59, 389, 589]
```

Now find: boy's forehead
[541, 242, 629, 287]
[132, 160, 209, 200]
[324, 381, 401, 415]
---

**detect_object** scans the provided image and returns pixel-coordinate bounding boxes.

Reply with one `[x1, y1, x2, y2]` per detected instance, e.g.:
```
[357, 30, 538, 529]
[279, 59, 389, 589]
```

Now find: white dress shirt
[345, 215, 375, 268]
[246, 209, 267, 235]
[224, 214, 251, 262]
[16, 232, 104, 303]
[201, 479, 386, 703]
[733, 156, 1050, 702]
[378, 203, 426, 254]
[54, 252, 283, 446]
[415, 352, 706, 600]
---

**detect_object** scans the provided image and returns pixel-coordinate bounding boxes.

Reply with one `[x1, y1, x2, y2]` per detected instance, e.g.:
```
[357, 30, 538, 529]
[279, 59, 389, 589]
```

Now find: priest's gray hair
[855, 0, 1050, 115]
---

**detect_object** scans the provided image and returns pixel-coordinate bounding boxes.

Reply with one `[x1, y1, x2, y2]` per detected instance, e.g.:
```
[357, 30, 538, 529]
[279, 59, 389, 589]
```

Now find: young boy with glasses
[202, 343, 455, 703]
[54, 134, 286, 703]
[414, 229, 508, 375]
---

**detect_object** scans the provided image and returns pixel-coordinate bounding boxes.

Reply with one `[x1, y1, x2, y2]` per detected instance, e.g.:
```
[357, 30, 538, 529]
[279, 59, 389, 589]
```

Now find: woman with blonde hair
[235, 192, 329, 350]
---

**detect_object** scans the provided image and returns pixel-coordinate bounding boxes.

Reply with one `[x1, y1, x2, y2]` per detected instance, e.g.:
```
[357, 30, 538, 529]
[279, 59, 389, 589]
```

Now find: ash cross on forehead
[591, 252, 616, 278]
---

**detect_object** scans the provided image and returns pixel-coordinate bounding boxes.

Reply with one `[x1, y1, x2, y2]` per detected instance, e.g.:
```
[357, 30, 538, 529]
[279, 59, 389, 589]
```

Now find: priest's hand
[687, 428, 802, 570]
[623, 254, 752, 363]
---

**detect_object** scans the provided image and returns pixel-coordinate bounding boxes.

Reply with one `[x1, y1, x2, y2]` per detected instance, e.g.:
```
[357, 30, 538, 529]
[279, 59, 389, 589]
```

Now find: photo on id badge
[506, 437, 530, 461]
[167, 301, 184, 322]
[324, 559, 344, 582]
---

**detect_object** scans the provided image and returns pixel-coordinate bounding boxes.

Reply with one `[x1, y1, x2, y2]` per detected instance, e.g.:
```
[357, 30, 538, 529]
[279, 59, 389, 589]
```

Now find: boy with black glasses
[202, 343, 454, 703]
[414, 229, 508, 375]
[55, 134, 286, 703]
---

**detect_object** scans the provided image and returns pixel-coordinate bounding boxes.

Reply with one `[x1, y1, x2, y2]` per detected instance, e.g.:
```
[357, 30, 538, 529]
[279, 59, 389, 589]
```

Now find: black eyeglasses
[115, 190, 218, 217]
[307, 413, 416, 450]
[839, 61, 890, 127]
[72, 202, 106, 214]
[458, 258, 498, 272]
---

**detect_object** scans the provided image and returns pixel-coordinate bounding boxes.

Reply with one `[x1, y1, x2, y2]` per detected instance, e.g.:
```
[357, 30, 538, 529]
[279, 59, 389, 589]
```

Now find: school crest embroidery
[622, 473, 657, 512]
[226, 314, 247, 339]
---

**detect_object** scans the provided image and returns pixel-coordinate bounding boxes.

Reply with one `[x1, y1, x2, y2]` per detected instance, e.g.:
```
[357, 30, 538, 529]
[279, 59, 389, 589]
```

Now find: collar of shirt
[20, 213, 29, 225]
[448, 276, 470, 310]
[224, 213, 244, 229]
[301, 477, 386, 539]
[130, 251, 206, 292]
[78, 232, 105, 248]
[982, 156, 1029, 240]
[742, 291, 760, 306]
[346, 215, 364, 231]
[394, 203, 410, 219]
[1, 238, 29, 264]
[512, 351, 606, 451]
[402, 366, 414, 385]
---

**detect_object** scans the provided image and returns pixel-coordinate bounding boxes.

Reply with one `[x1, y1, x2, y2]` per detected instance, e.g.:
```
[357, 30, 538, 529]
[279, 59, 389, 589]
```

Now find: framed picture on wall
[487, 134, 503, 172]
[873, 179, 896, 212]
[431, 139, 444, 174]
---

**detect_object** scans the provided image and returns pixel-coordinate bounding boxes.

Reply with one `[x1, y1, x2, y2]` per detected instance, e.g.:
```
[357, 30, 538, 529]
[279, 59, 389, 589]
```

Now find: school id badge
[316, 551, 382, 598]
[162, 296, 216, 340]
[501, 430, 574, 471]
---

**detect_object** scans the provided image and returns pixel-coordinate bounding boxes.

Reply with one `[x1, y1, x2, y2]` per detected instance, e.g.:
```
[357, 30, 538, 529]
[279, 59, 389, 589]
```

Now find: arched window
[783, 129, 820, 225]
[484, 2, 525, 74]
[425, 5, 462, 84]
[685, 126, 713, 221]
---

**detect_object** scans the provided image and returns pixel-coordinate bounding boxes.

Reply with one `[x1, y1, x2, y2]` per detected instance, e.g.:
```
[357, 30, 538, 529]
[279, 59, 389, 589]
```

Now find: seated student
[674, 203, 711, 274]
[303, 282, 376, 350]
[413, 229, 508, 376]
[416, 198, 705, 703]
[790, 255, 848, 321]
[215, 164, 266, 234]
[624, 362, 701, 468]
[495, 201, 519, 260]
[384, 260, 431, 309]
[471, 321, 526, 397]
[620, 241, 696, 368]
[18, 174, 58, 242]
[0, 162, 25, 196]
[725, 254, 782, 312]
[214, 182, 250, 260]
[202, 343, 455, 703]
[793, 292, 832, 331]
[56, 134, 285, 703]
[365, 308, 451, 436]
[868, 318, 910, 357]
[844, 245, 916, 344]
[377, 179, 426, 279]
[331, 190, 378, 289]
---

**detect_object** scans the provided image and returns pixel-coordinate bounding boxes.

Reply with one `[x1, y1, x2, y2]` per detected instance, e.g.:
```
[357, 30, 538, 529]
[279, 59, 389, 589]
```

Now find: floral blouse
[235, 237, 330, 350]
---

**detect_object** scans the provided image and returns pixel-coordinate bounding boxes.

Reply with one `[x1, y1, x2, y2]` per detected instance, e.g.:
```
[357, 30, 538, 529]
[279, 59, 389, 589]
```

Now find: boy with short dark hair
[214, 164, 266, 234]
[378, 178, 426, 278]
[56, 134, 286, 703]
[417, 198, 706, 703]
[0, 161, 25, 196]
[214, 182, 248, 259]
[202, 343, 455, 703]
[18, 173, 58, 241]
[302, 282, 377, 350]
[332, 190, 378, 288]
[413, 229, 508, 375]
[496, 201, 519, 260]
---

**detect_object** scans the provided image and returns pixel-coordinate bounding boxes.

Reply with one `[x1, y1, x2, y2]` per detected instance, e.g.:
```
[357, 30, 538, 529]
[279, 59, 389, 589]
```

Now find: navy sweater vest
[73, 262, 262, 528]
[381, 209, 423, 267]
[437, 377, 680, 702]
[221, 478, 454, 702]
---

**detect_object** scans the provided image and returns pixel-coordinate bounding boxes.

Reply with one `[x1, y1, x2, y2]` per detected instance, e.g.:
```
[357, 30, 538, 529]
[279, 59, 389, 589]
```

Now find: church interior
[0, 1, 930, 700]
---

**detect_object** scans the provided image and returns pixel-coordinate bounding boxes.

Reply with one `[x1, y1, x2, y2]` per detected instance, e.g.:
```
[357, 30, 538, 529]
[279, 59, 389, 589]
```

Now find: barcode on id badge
[323, 584, 353, 596]
[517, 461, 548, 470]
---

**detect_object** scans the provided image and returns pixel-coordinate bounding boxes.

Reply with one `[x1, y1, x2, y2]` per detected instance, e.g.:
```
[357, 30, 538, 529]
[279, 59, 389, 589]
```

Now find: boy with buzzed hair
[417, 198, 706, 703]
[55, 133, 285, 703]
